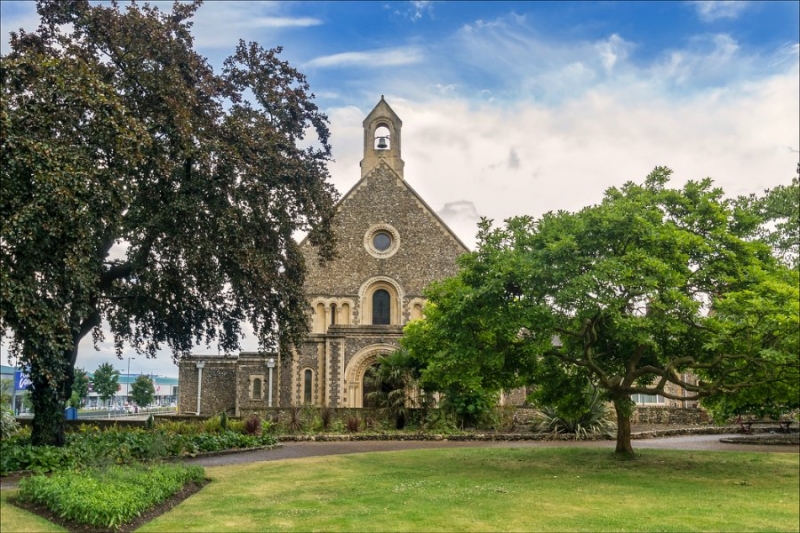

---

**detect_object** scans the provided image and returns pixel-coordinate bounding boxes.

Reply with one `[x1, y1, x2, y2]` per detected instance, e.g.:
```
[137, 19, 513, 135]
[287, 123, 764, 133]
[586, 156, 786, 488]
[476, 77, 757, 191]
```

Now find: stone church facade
[178, 97, 468, 415]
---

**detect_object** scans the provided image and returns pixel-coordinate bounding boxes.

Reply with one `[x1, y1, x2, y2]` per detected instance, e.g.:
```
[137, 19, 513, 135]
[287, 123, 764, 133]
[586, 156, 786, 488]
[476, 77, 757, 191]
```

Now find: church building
[178, 97, 469, 415]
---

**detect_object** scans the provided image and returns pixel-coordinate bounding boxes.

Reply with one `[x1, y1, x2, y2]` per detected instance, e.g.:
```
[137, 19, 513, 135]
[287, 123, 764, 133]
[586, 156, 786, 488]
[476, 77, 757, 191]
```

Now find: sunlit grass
[141, 447, 799, 532]
[0, 490, 65, 533]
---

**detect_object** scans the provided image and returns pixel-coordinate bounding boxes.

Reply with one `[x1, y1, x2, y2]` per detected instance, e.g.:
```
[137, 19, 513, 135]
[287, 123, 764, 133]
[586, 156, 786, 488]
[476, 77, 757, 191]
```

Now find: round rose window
[373, 232, 392, 252]
[364, 224, 400, 258]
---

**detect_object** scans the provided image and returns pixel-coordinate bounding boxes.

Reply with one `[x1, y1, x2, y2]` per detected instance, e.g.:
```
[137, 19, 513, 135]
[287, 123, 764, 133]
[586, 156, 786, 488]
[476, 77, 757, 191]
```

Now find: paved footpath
[2, 434, 796, 490]
[184, 433, 799, 469]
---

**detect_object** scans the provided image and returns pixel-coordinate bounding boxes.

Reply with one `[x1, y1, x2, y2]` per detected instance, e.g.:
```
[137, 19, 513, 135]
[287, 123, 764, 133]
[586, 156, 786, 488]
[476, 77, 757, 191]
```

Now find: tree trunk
[613, 398, 635, 455]
[30, 351, 74, 447]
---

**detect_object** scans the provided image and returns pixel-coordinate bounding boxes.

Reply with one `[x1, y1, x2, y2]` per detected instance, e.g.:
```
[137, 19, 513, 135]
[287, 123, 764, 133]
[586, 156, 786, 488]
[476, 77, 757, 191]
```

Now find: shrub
[244, 414, 262, 436]
[1, 407, 20, 439]
[287, 406, 304, 433]
[535, 388, 616, 440]
[202, 415, 223, 434]
[346, 417, 360, 433]
[1, 425, 276, 474]
[227, 419, 245, 434]
[219, 411, 228, 430]
[319, 406, 335, 431]
[155, 420, 201, 436]
[15, 464, 205, 530]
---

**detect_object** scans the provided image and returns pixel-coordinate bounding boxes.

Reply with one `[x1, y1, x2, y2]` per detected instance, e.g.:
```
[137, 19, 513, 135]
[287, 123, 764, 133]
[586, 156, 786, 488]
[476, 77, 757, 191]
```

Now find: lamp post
[126, 357, 135, 402]
[267, 357, 275, 408]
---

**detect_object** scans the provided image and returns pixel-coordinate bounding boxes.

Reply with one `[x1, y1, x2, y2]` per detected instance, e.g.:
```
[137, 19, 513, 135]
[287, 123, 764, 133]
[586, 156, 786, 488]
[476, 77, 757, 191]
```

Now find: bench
[738, 419, 794, 434]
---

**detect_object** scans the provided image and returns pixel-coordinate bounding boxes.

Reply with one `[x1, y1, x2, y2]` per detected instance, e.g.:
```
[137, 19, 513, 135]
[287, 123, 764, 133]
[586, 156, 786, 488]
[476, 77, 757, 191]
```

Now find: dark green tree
[700, 172, 800, 420]
[68, 368, 90, 409]
[0, 379, 12, 409]
[405, 168, 799, 455]
[130, 375, 155, 408]
[1, 0, 336, 445]
[363, 349, 422, 429]
[92, 363, 120, 408]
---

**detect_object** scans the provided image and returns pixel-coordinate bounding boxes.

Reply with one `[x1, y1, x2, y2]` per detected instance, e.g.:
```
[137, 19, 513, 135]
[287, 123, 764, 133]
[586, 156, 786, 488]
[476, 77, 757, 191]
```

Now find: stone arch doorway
[362, 362, 395, 408]
[343, 344, 397, 408]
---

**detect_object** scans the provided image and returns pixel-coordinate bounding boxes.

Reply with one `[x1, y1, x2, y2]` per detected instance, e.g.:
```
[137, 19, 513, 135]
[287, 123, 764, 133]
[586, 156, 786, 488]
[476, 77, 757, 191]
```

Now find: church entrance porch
[343, 344, 396, 408]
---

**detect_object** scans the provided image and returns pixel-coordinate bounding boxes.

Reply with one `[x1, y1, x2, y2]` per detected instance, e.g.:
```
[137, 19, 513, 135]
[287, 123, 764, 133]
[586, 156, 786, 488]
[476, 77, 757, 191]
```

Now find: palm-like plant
[535, 387, 616, 440]
[364, 349, 421, 429]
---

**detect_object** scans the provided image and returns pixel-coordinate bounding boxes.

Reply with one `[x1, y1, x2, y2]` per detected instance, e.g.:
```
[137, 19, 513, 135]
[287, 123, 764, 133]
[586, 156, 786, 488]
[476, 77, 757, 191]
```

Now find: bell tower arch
[360, 95, 404, 179]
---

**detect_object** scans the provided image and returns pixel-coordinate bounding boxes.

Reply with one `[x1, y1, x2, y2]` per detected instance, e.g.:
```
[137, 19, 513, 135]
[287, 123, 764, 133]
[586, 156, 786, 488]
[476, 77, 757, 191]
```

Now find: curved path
[186, 433, 799, 468]
[1, 434, 796, 490]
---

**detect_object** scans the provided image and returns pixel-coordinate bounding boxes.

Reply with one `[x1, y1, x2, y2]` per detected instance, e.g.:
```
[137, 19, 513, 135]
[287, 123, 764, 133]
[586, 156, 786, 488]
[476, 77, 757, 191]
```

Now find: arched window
[330, 303, 337, 326]
[252, 378, 262, 400]
[304, 369, 313, 404]
[372, 289, 391, 325]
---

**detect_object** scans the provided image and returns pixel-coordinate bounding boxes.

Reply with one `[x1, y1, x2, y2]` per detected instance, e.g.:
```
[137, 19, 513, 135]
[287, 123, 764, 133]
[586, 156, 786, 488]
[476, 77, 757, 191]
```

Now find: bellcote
[360, 95, 404, 179]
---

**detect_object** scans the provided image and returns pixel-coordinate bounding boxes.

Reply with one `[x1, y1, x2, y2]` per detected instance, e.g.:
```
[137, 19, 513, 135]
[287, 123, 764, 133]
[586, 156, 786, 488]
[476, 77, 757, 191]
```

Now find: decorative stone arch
[343, 343, 398, 408]
[309, 297, 356, 331]
[359, 276, 404, 325]
[408, 297, 426, 321]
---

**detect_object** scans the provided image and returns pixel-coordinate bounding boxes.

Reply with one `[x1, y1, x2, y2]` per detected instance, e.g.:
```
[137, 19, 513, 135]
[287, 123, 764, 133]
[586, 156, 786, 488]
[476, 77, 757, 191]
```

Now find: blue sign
[14, 371, 32, 391]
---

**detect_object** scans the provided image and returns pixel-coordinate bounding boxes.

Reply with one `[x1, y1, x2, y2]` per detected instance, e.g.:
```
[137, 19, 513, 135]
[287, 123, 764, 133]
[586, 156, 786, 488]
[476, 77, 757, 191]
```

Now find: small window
[631, 393, 664, 405]
[373, 232, 392, 252]
[304, 369, 313, 404]
[330, 303, 337, 326]
[252, 378, 262, 400]
[372, 289, 391, 325]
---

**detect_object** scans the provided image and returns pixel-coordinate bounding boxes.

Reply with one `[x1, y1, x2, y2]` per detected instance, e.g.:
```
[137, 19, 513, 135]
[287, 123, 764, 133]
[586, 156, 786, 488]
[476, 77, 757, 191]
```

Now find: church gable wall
[300, 164, 466, 317]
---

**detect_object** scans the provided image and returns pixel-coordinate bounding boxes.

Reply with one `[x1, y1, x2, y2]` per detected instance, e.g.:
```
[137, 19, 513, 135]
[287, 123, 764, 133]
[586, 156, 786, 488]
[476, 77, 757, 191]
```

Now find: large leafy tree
[405, 167, 799, 455]
[130, 375, 155, 408]
[700, 174, 800, 419]
[1, 1, 336, 445]
[92, 363, 120, 408]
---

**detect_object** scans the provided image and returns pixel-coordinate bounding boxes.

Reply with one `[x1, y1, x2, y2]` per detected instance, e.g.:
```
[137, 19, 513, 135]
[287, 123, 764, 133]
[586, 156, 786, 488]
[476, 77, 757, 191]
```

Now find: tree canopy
[91, 363, 119, 407]
[404, 167, 799, 454]
[1, 0, 336, 445]
[69, 368, 90, 409]
[130, 375, 155, 408]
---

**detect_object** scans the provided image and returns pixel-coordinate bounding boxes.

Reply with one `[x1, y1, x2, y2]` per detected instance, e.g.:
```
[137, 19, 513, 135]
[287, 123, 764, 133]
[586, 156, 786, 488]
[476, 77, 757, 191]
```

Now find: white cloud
[305, 47, 424, 68]
[410, 1, 434, 22]
[189, 2, 322, 49]
[323, 60, 798, 249]
[691, 1, 750, 22]
[595, 34, 632, 74]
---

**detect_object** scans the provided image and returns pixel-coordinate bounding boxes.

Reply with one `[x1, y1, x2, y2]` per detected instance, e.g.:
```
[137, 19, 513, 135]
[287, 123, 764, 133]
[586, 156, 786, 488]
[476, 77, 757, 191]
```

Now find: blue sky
[2, 1, 798, 377]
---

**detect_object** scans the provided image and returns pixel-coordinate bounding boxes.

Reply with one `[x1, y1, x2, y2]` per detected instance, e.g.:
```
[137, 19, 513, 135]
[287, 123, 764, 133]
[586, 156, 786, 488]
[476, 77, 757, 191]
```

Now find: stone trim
[359, 276, 404, 325]
[343, 343, 398, 408]
[249, 375, 265, 400]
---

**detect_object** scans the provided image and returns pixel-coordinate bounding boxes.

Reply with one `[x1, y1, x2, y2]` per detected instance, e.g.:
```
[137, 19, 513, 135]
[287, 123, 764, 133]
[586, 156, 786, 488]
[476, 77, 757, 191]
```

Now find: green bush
[1, 407, 20, 439]
[16, 464, 205, 530]
[535, 388, 616, 440]
[1, 425, 277, 474]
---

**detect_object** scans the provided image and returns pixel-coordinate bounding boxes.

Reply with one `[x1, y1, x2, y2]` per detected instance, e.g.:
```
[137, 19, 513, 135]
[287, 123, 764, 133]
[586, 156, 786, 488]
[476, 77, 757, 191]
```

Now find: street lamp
[126, 357, 135, 401]
[267, 357, 275, 408]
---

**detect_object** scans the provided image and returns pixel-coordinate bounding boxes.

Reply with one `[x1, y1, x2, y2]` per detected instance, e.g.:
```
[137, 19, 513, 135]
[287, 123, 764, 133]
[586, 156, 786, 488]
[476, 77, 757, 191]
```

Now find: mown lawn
[3, 447, 798, 532]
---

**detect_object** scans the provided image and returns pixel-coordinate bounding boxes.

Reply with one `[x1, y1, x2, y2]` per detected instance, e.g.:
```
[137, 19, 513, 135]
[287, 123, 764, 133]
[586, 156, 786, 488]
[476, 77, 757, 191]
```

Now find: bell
[376, 136, 388, 149]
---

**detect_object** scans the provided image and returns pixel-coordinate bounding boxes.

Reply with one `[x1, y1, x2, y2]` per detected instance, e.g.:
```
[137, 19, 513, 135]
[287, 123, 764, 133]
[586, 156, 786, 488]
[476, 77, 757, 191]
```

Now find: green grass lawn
[3, 447, 798, 532]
